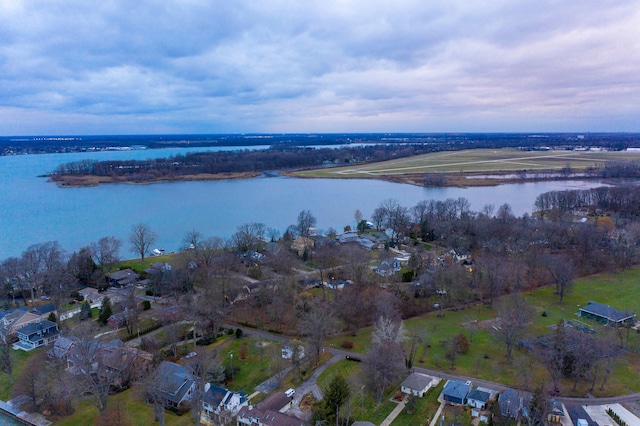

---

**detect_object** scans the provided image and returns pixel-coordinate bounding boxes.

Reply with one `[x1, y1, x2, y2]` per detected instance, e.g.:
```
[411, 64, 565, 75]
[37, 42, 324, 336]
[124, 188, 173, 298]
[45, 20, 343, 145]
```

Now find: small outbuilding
[578, 301, 635, 325]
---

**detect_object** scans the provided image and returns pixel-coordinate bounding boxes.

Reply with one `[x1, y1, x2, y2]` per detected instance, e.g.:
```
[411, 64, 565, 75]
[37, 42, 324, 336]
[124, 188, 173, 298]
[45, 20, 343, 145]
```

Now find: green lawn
[0, 347, 41, 400]
[391, 380, 444, 426]
[53, 388, 194, 426]
[325, 266, 640, 397]
[220, 336, 283, 393]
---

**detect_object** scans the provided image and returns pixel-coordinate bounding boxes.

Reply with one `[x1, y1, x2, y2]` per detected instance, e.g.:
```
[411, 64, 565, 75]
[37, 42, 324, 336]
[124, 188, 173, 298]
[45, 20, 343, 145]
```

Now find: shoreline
[48, 171, 261, 187]
[48, 169, 606, 188]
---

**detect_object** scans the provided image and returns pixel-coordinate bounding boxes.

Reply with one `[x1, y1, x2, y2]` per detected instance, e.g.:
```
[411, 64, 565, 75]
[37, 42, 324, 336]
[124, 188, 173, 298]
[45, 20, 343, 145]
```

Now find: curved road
[229, 323, 640, 408]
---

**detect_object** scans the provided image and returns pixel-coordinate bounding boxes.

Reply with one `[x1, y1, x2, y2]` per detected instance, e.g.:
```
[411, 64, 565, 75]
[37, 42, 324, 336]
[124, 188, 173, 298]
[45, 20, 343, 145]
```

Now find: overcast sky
[1, 1, 639, 135]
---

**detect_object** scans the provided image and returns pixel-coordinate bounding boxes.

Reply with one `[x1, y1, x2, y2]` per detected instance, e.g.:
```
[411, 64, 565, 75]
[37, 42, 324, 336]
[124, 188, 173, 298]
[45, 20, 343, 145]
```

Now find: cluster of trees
[0, 237, 122, 310]
[50, 144, 437, 180]
[535, 183, 640, 218]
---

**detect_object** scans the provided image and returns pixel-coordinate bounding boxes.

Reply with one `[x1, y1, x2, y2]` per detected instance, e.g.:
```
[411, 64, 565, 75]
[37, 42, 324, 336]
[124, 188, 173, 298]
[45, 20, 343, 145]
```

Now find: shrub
[235, 328, 243, 339]
[226, 328, 234, 336]
[142, 300, 151, 310]
[341, 339, 354, 349]
[541, 311, 548, 317]
[248, 266, 262, 279]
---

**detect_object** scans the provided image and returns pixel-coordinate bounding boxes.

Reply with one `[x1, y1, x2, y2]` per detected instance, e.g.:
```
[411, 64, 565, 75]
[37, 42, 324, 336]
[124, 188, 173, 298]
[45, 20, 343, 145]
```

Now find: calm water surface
[0, 148, 606, 260]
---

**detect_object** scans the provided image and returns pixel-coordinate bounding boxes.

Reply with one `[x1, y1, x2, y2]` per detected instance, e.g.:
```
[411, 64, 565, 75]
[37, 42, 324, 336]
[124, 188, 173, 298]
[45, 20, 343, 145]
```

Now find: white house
[400, 373, 439, 398]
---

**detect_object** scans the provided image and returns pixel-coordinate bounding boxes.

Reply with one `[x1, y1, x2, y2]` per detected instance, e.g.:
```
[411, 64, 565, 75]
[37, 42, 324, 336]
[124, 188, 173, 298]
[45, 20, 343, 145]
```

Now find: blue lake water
[0, 147, 607, 260]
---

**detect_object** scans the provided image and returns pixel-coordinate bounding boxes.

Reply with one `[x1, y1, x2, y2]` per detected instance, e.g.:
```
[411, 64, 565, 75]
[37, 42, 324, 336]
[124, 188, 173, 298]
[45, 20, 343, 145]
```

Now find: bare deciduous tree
[129, 223, 157, 261]
[364, 341, 404, 404]
[91, 236, 122, 272]
[494, 293, 533, 362]
[298, 300, 339, 365]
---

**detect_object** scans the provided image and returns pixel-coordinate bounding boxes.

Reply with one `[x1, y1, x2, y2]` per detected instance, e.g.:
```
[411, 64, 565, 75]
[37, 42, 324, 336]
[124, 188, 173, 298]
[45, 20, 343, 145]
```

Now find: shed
[578, 301, 635, 324]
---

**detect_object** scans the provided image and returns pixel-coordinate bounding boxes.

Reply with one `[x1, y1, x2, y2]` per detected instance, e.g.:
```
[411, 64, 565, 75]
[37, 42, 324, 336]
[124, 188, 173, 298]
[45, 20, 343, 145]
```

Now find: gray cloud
[0, 0, 639, 134]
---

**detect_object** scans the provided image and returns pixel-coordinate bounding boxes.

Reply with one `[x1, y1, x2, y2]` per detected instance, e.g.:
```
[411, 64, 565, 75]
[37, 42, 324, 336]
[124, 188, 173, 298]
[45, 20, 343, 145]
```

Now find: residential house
[107, 309, 131, 329]
[65, 338, 153, 391]
[291, 237, 314, 257]
[0, 307, 40, 343]
[236, 392, 306, 426]
[400, 372, 438, 398]
[467, 388, 492, 409]
[236, 406, 307, 426]
[578, 301, 635, 325]
[99, 343, 154, 390]
[32, 303, 57, 318]
[15, 320, 60, 351]
[498, 389, 523, 420]
[48, 336, 79, 360]
[78, 287, 103, 303]
[441, 380, 472, 405]
[201, 383, 248, 425]
[106, 269, 140, 287]
[153, 361, 197, 409]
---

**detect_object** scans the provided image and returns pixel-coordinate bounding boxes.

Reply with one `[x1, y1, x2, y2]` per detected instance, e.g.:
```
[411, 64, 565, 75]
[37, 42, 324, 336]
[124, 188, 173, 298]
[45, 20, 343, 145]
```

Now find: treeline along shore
[46, 144, 438, 186]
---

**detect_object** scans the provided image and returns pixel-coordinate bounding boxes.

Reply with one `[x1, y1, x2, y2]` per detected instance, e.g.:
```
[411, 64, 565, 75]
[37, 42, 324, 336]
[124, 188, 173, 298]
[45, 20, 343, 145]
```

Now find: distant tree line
[534, 183, 640, 217]
[50, 145, 437, 180]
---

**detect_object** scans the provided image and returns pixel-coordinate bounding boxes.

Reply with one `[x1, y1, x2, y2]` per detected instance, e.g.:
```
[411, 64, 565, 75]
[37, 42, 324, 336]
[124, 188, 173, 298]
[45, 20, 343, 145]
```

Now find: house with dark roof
[498, 389, 524, 420]
[48, 336, 79, 360]
[400, 372, 438, 398]
[99, 343, 153, 391]
[153, 361, 197, 409]
[106, 269, 140, 287]
[201, 383, 247, 425]
[15, 319, 60, 350]
[466, 388, 492, 409]
[441, 380, 472, 405]
[578, 301, 635, 325]
[32, 303, 56, 317]
[236, 406, 307, 426]
[107, 309, 131, 329]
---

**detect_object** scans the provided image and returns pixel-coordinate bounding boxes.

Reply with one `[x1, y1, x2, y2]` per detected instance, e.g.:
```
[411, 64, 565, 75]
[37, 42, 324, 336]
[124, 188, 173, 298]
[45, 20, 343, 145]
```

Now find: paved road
[232, 324, 640, 408]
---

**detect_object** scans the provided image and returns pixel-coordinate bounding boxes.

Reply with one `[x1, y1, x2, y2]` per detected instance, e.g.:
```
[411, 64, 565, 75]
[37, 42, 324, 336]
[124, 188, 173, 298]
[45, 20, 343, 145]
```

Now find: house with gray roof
[201, 383, 247, 425]
[441, 380, 472, 405]
[400, 372, 438, 398]
[48, 336, 79, 360]
[153, 361, 196, 409]
[15, 319, 60, 350]
[106, 268, 140, 287]
[578, 301, 635, 324]
[467, 388, 492, 409]
[498, 389, 525, 420]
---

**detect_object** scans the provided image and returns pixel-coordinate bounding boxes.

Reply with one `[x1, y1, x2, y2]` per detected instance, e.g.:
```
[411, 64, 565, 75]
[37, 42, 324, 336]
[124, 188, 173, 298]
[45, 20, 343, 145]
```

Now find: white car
[185, 352, 197, 359]
[285, 388, 295, 398]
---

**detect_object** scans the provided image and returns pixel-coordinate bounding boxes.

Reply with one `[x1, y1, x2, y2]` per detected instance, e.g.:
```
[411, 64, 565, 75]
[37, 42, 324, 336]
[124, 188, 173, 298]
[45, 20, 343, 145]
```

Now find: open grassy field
[326, 266, 640, 397]
[294, 148, 640, 178]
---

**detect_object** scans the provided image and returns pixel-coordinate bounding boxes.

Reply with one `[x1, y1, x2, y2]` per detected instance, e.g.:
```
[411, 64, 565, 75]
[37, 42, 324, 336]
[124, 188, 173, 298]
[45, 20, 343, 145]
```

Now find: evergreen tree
[98, 296, 112, 326]
[80, 301, 92, 320]
[314, 374, 350, 425]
